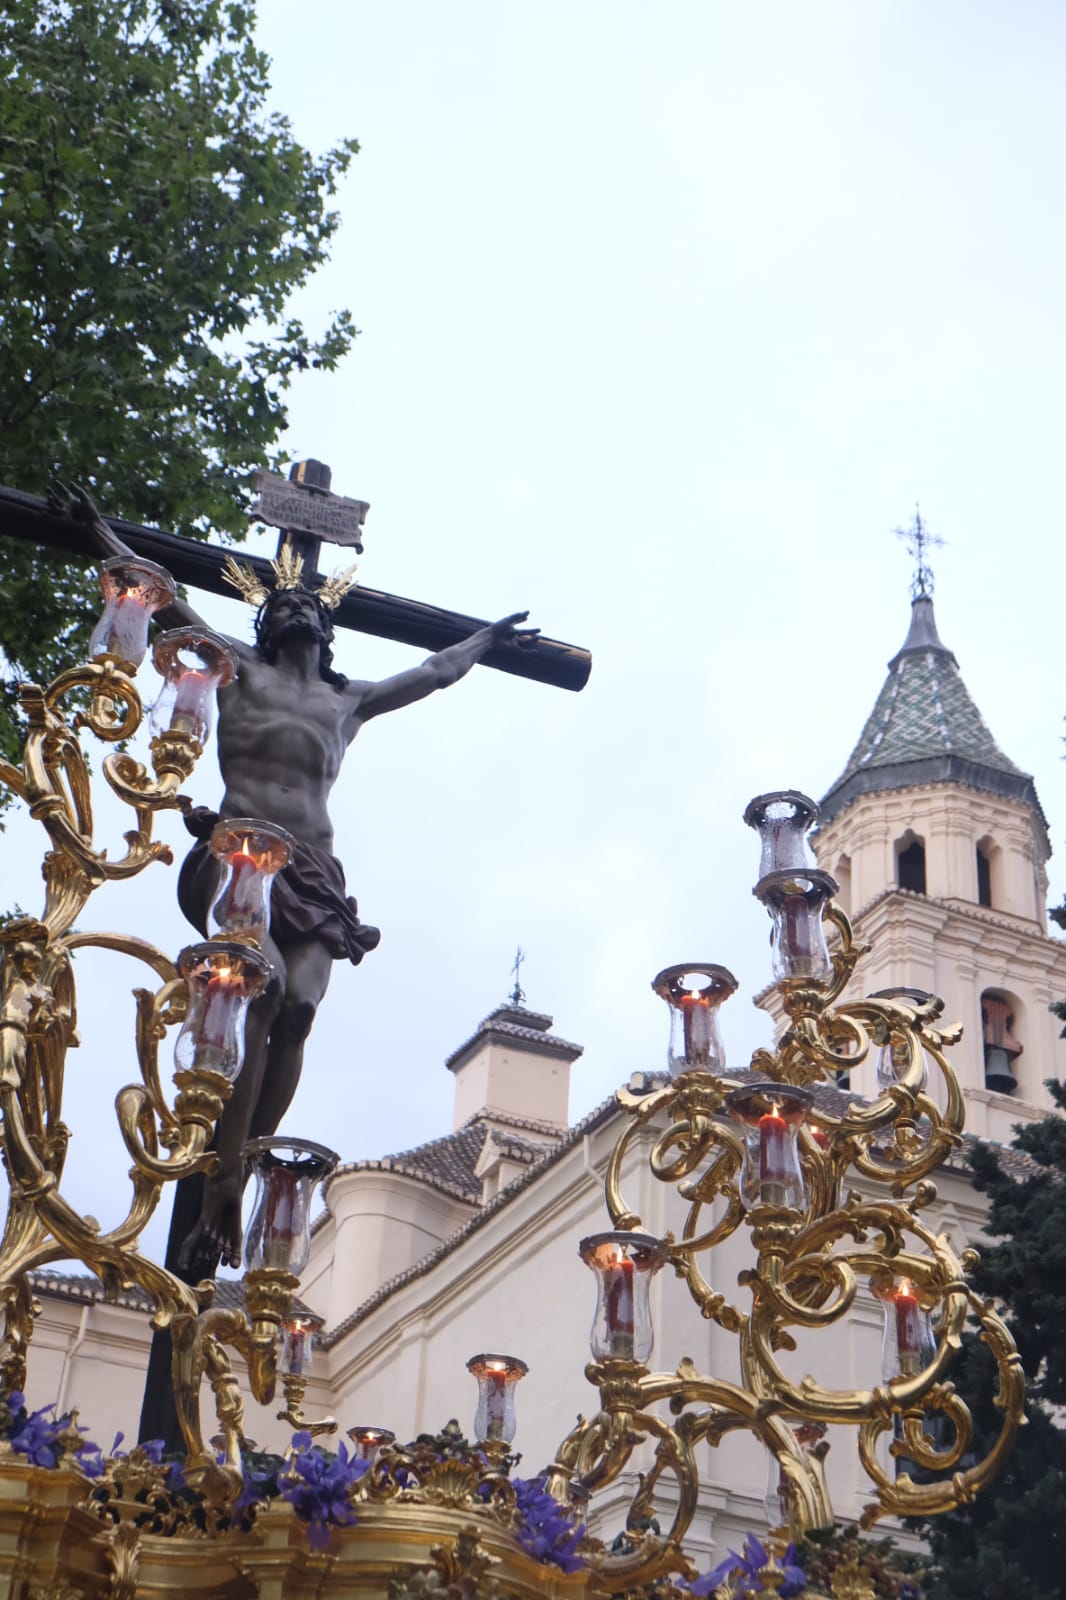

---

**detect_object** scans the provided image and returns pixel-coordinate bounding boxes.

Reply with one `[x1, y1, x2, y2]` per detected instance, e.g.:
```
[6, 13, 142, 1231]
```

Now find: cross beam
[0, 485, 591, 693]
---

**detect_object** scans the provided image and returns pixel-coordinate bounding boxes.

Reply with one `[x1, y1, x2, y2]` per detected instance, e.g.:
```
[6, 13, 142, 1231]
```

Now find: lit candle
[758, 1102, 790, 1205]
[810, 1123, 828, 1150]
[200, 964, 243, 1050]
[893, 1279, 923, 1374]
[218, 837, 260, 928]
[347, 1427, 395, 1463]
[604, 1251, 635, 1359]
[781, 893, 812, 964]
[170, 668, 212, 736]
[280, 1316, 316, 1377]
[680, 989, 712, 1065]
[108, 592, 149, 662]
[263, 1166, 299, 1268]
[482, 1362, 508, 1438]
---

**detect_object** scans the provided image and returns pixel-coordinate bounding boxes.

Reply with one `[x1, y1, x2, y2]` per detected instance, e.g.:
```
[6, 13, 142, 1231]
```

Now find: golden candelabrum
[0, 555, 336, 1514]
[0, 568, 1024, 1600]
[543, 791, 1025, 1591]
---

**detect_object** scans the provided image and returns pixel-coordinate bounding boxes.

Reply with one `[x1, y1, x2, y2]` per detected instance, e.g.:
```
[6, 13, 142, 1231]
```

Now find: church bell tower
[807, 566, 1066, 1144]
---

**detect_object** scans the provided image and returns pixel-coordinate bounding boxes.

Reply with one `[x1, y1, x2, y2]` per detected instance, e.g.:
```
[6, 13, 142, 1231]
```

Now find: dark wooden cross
[0, 467, 591, 692]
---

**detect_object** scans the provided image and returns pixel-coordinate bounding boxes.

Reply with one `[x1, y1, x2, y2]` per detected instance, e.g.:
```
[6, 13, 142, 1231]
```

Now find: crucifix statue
[53, 465, 546, 1280]
[3, 464, 589, 1451]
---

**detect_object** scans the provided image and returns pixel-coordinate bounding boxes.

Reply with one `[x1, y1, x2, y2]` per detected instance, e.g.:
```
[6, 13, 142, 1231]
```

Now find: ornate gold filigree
[388, 1527, 502, 1600]
[0, 652, 288, 1508]
[552, 894, 1024, 1591]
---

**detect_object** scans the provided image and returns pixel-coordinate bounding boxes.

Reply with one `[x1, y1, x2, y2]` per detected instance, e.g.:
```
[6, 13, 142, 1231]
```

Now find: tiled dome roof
[820, 596, 1045, 832]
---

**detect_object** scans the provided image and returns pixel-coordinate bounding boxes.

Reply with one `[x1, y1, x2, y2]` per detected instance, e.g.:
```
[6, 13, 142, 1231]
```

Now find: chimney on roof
[444, 1001, 583, 1132]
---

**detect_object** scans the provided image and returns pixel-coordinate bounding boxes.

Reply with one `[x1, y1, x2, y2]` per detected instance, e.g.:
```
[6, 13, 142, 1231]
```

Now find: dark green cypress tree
[921, 1079, 1066, 1600]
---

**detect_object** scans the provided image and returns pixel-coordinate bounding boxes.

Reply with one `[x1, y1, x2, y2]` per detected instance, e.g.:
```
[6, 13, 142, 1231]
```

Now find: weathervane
[509, 947, 526, 1007]
[894, 503, 945, 600]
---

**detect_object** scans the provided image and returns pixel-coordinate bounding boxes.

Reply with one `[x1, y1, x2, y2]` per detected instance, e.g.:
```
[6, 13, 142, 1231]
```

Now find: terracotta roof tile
[319, 1094, 618, 1349]
[30, 1272, 314, 1317]
[444, 1002, 583, 1073]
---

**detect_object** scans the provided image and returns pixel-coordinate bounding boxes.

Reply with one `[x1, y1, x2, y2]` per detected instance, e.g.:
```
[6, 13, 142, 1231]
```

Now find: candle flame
[239, 836, 254, 859]
[896, 1277, 916, 1298]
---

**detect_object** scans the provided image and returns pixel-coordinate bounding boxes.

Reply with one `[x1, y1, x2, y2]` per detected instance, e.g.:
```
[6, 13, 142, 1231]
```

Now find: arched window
[976, 836, 999, 909]
[896, 833, 926, 895]
[834, 853, 852, 915]
[976, 847, 992, 907]
[981, 989, 1022, 1095]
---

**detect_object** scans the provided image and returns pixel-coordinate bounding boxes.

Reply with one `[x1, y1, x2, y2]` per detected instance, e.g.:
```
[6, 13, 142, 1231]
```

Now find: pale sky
[6, 1, 1066, 1265]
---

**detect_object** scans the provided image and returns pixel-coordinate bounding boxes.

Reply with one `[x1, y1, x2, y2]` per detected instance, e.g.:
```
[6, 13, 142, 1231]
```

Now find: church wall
[314, 1103, 990, 1564]
[300, 1168, 477, 1330]
[450, 1042, 572, 1131]
[816, 892, 1066, 1137]
[808, 779, 1066, 1141]
[817, 786, 1048, 929]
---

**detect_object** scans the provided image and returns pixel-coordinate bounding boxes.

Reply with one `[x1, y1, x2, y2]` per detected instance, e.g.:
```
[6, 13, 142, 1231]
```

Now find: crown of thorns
[222, 546, 358, 611]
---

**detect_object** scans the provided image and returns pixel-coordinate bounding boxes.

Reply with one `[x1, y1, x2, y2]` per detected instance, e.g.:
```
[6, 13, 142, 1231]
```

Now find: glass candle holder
[726, 1083, 813, 1210]
[579, 1231, 666, 1363]
[89, 556, 176, 668]
[243, 1137, 338, 1276]
[743, 790, 820, 877]
[754, 868, 837, 983]
[150, 627, 238, 745]
[874, 1275, 936, 1380]
[651, 963, 737, 1077]
[763, 1419, 826, 1529]
[279, 1311, 324, 1377]
[346, 1426, 395, 1464]
[466, 1353, 528, 1444]
[871, 988, 932, 1091]
[209, 818, 295, 944]
[173, 941, 272, 1082]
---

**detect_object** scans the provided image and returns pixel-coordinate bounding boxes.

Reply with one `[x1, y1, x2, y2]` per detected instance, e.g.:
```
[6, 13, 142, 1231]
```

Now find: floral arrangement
[0, 1390, 105, 1476]
[690, 1533, 806, 1597]
[796, 1526, 926, 1600]
[276, 1432, 369, 1550]
[0, 1396, 936, 1597]
[510, 1475, 586, 1573]
[0, 1394, 586, 1567]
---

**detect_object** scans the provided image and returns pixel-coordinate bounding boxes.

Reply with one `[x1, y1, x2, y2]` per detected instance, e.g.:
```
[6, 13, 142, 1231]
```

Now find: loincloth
[178, 807, 380, 966]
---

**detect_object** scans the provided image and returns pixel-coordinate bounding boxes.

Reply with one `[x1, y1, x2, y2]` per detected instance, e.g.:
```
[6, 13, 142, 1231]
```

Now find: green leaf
[0, 0, 360, 812]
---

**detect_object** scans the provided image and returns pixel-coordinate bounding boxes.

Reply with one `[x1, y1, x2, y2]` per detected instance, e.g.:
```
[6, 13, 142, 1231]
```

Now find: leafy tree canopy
[921, 1081, 1066, 1600]
[0, 0, 357, 767]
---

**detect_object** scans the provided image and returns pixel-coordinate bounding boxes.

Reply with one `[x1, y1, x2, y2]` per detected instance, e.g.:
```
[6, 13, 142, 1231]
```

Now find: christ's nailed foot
[177, 1176, 243, 1277]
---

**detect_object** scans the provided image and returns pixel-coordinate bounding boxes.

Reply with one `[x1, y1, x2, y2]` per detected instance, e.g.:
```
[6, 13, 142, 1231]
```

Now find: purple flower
[231, 1450, 281, 1515]
[512, 1477, 587, 1574]
[691, 1534, 805, 1598]
[278, 1437, 369, 1551]
[9, 1403, 60, 1468]
[3, 1394, 103, 1477]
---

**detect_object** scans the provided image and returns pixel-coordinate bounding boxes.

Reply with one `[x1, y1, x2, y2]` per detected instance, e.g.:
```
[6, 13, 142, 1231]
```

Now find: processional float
[0, 559, 1022, 1600]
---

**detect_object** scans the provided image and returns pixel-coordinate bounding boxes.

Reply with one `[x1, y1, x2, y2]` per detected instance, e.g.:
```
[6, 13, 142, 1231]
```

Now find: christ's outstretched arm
[351, 612, 538, 722]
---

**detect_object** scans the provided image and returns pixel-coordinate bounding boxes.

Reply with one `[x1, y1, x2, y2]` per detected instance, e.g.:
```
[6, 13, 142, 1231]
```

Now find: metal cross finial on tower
[894, 503, 946, 600]
[509, 947, 526, 1007]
